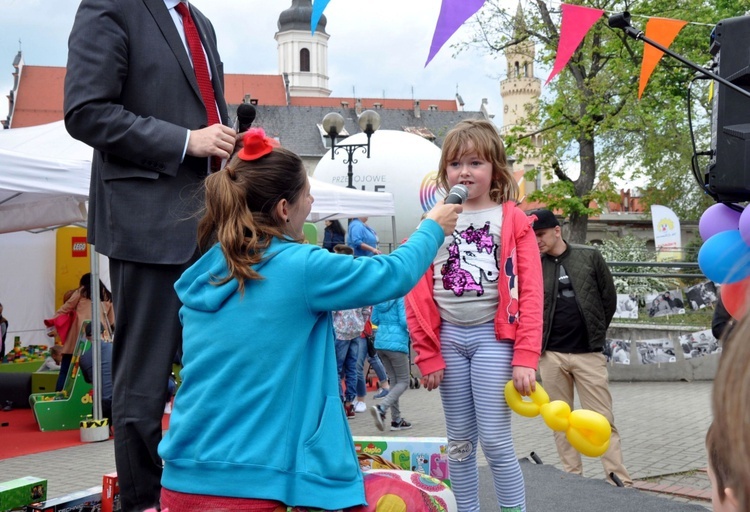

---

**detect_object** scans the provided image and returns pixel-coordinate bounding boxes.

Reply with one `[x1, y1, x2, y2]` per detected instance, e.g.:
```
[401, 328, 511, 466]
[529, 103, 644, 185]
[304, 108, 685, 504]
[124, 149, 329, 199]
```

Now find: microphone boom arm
[609, 12, 750, 100]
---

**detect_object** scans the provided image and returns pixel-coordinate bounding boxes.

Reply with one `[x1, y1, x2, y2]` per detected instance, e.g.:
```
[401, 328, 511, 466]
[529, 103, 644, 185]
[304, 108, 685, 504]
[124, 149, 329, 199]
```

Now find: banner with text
[651, 205, 682, 262]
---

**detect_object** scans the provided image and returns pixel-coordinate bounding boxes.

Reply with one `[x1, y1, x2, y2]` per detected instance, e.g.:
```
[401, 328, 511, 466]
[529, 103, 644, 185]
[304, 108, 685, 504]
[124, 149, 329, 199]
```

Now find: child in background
[705, 421, 739, 511]
[406, 119, 543, 511]
[370, 296, 412, 431]
[38, 345, 62, 372]
[361, 318, 391, 401]
[53, 273, 115, 392]
[332, 244, 367, 418]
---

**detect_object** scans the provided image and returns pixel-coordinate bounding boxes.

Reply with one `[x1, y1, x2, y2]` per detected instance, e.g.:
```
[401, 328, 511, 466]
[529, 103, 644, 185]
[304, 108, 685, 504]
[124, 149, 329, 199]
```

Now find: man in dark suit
[63, 1, 236, 509]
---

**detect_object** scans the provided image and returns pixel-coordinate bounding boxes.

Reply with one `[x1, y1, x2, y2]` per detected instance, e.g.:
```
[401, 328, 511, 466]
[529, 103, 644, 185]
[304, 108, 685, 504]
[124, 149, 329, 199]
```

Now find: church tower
[500, 2, 544, 197]
[275, 0, 332, 98]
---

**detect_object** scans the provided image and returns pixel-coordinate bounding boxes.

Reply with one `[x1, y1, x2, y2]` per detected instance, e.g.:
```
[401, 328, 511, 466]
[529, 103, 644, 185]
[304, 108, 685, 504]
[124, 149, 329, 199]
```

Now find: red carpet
[0, 409, 84, 460]
[0, 409, 172, 460]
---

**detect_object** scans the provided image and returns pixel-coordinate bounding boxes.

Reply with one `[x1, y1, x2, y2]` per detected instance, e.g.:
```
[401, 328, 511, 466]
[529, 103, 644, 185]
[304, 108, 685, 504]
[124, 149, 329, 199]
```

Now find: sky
[0, 0, 521, 125]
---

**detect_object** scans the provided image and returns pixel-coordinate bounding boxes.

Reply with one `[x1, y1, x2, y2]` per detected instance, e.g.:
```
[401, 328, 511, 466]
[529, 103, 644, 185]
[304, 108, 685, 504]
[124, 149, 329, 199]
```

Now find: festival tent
[306, 177, 395, 222]
[0, 121, 396, 232]
[0, 121, 90, 234]
[0, 121, 397, 350]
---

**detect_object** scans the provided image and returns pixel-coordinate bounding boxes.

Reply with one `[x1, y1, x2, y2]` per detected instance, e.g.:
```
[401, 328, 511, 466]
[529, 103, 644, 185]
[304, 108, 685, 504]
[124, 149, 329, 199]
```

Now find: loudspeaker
[706, 15, 750, 202]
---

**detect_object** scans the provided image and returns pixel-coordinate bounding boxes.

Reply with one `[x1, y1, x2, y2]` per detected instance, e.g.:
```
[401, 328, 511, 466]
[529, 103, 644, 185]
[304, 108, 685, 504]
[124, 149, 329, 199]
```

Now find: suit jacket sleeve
[63, 0, 213, 177]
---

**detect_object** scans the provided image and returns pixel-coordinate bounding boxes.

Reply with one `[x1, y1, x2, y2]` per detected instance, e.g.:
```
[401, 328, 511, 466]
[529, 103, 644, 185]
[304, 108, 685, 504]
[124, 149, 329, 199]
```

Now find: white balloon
[313, 130, 443, 250]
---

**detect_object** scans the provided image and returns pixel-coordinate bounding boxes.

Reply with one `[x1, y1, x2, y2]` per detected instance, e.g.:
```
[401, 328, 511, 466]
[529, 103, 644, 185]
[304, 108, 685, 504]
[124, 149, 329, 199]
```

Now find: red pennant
[638, 17, 688, 98]
[546, 4, 604, 85]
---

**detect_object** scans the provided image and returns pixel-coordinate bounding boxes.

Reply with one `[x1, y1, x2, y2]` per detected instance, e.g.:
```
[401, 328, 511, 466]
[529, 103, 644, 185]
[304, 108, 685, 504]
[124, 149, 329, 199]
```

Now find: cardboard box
[353, 436, 450, 485]
[0, 476, 46, 511]
[101, 473, 120, 512]
[26, 486, 101, 512]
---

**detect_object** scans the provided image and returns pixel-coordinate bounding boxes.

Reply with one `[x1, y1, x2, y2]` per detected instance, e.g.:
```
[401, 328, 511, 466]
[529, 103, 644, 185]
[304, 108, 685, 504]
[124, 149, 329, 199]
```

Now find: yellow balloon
[565, 410, 612, 457]
[540, 400, 571, 432]
[505, 380, 612, 459]
[503, 380, 550, 418]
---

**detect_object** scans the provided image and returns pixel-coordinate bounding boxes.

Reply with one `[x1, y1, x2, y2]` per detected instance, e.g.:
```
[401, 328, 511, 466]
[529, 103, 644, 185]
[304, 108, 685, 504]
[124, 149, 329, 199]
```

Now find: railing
[607, 261, 704, 279]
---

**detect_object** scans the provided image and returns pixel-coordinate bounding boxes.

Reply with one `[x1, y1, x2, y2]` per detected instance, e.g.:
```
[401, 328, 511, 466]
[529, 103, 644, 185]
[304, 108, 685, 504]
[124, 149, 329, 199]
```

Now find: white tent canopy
[307, 177, 395, 222]
[0, 121, 398, 359]
[0, 121, 395, 232]
[0, 121, 91, 233]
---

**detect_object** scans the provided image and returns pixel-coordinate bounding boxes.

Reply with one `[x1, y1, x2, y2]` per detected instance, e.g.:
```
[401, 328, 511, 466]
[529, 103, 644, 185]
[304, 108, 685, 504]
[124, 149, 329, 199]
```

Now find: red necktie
[175, 2, 221, 170]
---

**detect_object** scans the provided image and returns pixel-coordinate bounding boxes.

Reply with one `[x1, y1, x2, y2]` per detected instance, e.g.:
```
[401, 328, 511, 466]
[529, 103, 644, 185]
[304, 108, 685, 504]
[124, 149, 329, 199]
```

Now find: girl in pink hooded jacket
[406, 119, 543, 512]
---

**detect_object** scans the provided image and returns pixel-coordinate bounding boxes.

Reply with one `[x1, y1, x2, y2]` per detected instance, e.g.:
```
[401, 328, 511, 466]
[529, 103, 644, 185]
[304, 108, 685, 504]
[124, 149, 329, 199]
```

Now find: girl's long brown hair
[197, 146, 307, 293]
[712, 311, 750, 509]
[436, 118, 518, 204]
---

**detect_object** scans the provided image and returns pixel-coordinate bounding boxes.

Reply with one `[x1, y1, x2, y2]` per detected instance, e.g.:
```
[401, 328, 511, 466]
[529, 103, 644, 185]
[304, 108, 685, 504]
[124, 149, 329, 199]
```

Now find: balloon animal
[504, 381, 611, 458]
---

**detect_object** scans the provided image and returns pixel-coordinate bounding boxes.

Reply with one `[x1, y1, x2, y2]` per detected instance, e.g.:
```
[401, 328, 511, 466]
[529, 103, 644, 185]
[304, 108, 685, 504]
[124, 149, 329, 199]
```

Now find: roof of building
[6, 65, 465, 127]
[224, 74, 288, 106]
[243, 104, 486, 157]
[9, 66, 66, 128]
[289, 96, 460, 111]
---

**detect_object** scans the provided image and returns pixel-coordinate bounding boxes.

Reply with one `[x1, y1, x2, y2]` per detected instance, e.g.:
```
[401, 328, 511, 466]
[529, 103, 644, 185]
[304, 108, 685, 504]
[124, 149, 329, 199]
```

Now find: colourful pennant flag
[425, 0, 486, 67]
[638, 17, 688, 98]
[545, 4, 604, 85]
[311, 0, 331, 34]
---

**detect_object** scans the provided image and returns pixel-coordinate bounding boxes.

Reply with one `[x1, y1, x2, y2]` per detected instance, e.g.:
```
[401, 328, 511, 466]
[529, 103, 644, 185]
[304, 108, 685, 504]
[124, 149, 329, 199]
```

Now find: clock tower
[500, 2, 543, 196]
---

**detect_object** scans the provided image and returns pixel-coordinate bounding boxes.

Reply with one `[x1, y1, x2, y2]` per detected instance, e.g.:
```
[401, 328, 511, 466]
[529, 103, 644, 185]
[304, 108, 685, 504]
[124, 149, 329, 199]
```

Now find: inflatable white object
[313, 130, 443, 249]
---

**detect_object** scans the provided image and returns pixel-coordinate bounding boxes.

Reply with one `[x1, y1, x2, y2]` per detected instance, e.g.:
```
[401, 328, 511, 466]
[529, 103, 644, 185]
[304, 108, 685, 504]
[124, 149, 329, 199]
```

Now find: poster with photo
[645, 289, 686, 318]
[684, 281, 718, 310]
[605, 339, 631, 364]
[614, 294, 638, 319]
[678, 329, 721, 359]
[636, 338, 677, 364]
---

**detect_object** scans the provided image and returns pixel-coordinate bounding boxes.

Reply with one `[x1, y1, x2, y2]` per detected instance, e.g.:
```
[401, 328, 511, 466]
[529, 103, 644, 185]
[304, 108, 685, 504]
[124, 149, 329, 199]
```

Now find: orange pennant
[638, 17, 688, 98]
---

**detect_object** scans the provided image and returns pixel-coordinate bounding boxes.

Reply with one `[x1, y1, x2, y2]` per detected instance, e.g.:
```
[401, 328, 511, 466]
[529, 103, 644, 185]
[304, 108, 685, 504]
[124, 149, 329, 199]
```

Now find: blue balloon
[699, 230, 750, 284]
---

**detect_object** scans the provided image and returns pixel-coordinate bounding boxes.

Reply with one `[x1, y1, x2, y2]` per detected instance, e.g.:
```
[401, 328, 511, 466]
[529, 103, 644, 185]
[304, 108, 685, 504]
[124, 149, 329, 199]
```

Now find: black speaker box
[706, 15, 750, 202]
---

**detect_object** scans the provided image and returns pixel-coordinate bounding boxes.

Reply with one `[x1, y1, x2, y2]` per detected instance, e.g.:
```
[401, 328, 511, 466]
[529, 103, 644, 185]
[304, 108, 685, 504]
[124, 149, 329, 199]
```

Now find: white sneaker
[354, 400, 367, 413]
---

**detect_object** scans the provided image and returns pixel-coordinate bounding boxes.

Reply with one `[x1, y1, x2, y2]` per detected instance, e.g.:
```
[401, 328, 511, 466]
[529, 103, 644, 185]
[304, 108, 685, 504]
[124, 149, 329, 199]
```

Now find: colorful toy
[504, 381, 611, 458]
[276, 469, 457, 511]
[29, 323, 92, 431]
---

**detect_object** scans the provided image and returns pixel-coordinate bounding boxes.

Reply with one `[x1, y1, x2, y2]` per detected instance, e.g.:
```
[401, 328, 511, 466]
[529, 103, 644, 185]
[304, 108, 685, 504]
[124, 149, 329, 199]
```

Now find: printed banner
[651, 205, 682, 262]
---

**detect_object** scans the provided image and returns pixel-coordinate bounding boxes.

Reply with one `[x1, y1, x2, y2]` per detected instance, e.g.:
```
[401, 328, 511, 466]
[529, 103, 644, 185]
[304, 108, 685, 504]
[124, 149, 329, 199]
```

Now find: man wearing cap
[528, 208, 632, 486]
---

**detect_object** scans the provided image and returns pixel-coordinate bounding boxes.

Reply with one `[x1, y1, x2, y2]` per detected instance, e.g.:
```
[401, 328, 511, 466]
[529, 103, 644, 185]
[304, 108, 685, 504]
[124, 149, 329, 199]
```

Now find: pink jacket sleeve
[405, 266, 445, 376]
[509, 208, 543, 369]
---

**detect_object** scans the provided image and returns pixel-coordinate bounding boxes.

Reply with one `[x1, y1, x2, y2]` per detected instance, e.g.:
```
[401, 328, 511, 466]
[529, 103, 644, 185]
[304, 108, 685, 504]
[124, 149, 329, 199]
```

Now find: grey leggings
[439, 322, 525, 512]
[375, 349, 410, 423]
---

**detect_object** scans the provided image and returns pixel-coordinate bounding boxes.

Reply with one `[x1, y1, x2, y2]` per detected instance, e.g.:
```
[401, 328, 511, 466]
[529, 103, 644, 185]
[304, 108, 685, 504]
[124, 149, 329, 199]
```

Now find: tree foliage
[467, 0, 745, 241]
[597, 235, 678, 294]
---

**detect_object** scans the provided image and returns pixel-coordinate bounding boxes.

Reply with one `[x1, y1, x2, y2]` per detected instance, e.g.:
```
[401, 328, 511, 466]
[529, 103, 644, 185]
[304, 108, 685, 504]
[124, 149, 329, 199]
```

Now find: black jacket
[541, 242, 616, 352]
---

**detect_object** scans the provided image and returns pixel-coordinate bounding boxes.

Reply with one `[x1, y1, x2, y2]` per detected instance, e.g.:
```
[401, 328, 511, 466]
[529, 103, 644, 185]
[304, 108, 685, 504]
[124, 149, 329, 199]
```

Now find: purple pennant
[425, 0, 486, 67]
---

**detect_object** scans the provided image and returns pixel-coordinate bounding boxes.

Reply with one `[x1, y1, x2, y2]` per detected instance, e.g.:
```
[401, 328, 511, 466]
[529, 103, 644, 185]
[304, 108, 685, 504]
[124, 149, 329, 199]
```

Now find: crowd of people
[0, 1, 728, 510]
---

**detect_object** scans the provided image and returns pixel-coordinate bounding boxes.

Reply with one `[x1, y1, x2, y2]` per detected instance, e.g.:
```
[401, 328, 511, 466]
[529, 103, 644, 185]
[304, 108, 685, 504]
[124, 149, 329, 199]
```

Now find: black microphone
[236, 103, 256, 132]
[445, 184, 469, 205]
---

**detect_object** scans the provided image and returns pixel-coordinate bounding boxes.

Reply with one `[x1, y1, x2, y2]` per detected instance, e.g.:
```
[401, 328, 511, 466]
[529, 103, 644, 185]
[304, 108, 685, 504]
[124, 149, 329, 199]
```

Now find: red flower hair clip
[238, 127, 280, 161]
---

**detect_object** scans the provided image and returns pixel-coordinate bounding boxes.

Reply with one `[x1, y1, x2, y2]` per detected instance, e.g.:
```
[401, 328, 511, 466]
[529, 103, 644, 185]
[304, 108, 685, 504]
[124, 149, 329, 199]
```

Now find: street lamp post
[322, 110, 381, 189]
